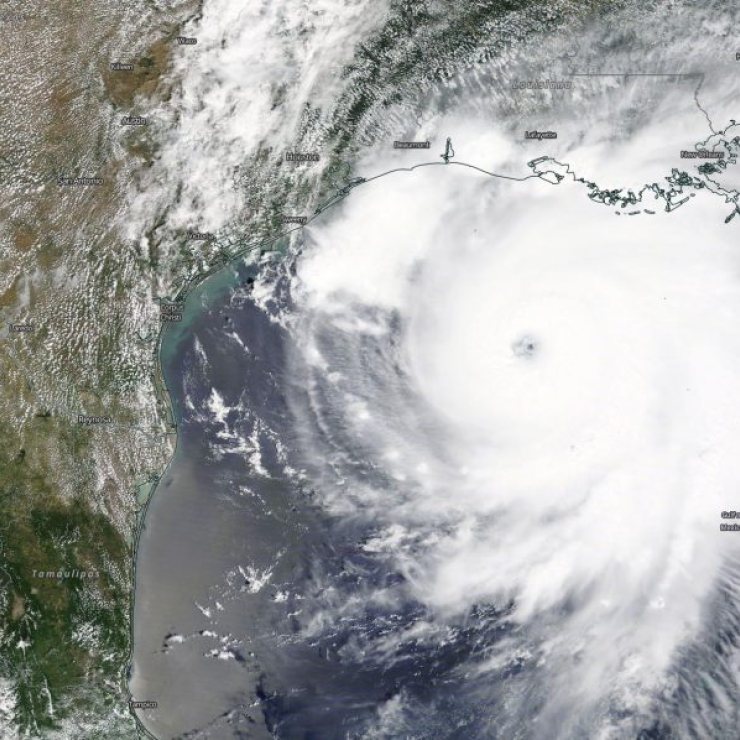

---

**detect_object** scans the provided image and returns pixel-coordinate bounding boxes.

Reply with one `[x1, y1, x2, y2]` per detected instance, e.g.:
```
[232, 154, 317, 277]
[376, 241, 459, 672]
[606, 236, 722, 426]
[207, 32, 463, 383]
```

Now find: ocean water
[130, 259, 517, 740]
[130, 263, 290, 739]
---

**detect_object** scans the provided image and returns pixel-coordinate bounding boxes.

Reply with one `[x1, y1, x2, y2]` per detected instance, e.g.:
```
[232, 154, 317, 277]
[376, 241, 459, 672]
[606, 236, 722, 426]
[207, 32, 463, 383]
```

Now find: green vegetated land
[0, 0, 196, 733]
[0, 415, 129, 733]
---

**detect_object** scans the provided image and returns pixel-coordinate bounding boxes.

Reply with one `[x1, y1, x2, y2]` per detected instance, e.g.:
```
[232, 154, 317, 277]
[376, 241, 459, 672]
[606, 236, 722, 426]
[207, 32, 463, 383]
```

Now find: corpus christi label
[160, 303, 184, 322]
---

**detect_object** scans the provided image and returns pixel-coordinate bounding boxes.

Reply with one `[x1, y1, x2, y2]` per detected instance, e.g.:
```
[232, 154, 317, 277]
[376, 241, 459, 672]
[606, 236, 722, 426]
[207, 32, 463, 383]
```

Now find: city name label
[393, 140, 431, 149]
[525, 130, 557, 140]
[129, 700, 158, 710]
[77, 414, 112, 425]
[680, 150, 723, 159]
[58, 176, 104, 186]
[284, 152, 320, 162]
[160, 303, 184, 322]
[186, 231, 215, 241]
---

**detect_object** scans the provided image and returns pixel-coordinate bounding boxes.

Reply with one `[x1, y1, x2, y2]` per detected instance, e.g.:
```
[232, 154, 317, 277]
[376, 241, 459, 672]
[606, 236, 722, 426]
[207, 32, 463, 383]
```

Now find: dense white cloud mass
[124, 0, 388, 241]
[289, 59, 740, 736]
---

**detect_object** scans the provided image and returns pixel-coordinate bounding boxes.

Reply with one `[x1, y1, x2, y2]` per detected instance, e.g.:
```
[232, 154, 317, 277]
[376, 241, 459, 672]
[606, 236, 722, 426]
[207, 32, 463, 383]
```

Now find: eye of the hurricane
[511, 334, 538, 358]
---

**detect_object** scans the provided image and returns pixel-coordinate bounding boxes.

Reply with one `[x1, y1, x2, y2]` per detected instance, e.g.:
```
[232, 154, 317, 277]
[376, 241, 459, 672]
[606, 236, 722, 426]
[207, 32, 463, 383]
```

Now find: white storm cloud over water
[289, 80, 740, 734]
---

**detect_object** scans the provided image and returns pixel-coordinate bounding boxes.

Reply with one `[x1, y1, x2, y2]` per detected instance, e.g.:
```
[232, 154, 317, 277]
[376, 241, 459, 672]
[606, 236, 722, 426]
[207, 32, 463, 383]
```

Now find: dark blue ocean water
[130, 261, 505, 739]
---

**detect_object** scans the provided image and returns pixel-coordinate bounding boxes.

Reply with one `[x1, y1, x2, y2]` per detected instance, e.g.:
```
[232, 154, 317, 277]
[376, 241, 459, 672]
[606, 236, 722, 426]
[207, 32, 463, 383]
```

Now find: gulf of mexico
[128, 256, 485, 740]
[129, 261, 300, 739]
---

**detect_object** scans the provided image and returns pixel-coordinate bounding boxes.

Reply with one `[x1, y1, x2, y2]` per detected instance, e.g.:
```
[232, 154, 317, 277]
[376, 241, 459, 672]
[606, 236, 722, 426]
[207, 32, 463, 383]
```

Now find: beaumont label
[282, 216, 308, 225]
[680, 150, 722, 159]
[285, 152, 320, 162]
[129, 700, 158, 710]
[525, 130, 557, 140]
[110, 62, 134, 71]
[77, 414, 112, 425]
[9, 324, 34, 332]
[177, 36, 197, 45]
[160, 303, 184, 322]
[121, 116, 147, 126]
[58, 176, 104, 186]
[393, 141, 431, 149]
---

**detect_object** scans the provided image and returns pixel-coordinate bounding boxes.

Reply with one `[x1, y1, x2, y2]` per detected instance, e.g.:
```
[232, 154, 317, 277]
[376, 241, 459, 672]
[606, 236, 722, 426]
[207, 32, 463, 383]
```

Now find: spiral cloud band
[290, 120, 740, 734]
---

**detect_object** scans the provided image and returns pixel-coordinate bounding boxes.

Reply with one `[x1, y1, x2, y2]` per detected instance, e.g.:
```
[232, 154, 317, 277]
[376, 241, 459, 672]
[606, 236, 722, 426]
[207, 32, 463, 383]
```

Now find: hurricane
[283, 121, 740, 740]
